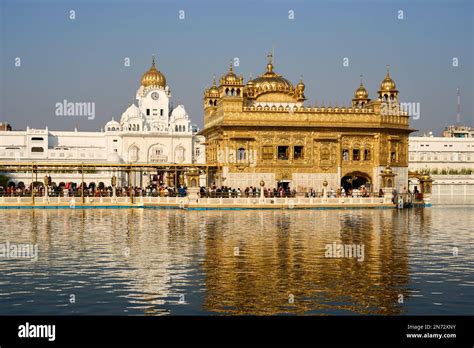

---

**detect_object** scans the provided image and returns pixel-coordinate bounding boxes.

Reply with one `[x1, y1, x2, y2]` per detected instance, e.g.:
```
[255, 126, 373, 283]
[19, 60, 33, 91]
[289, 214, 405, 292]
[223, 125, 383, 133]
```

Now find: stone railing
[0, 195, 394, 207]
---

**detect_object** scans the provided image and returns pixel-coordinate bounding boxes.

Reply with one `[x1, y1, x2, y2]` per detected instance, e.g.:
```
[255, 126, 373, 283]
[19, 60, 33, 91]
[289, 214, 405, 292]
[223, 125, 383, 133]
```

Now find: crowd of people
[0, 182, 188, 198]
[198, 185, 297, 198]
[1, 181, 383, 199]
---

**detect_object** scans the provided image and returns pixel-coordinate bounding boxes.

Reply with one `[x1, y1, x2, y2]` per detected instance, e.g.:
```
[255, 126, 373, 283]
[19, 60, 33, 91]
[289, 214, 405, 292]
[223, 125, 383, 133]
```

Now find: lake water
[0, 206, 472, 315]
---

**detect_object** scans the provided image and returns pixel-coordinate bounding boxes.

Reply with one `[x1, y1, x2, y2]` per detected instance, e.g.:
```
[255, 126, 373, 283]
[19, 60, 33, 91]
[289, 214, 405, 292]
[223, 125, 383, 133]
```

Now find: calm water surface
[0, 207, 473, 315]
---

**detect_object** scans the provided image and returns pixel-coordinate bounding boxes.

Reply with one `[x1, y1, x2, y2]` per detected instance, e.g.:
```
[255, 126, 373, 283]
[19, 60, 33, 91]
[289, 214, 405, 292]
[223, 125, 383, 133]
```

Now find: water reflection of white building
[0, 57, 206, 187]
[12, 209, 204, 315]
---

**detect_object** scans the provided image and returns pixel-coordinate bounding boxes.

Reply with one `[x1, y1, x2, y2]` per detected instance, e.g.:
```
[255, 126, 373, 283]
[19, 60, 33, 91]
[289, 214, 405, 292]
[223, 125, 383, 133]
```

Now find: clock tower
[136, 56, 171, 132]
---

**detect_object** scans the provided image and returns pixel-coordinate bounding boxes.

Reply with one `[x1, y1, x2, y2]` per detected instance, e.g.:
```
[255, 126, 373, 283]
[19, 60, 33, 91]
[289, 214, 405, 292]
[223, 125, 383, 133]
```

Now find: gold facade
[201, 56, 413, 191]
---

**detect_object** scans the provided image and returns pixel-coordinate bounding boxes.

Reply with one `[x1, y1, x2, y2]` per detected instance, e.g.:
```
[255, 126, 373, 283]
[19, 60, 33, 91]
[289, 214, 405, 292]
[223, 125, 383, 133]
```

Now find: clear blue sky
[1, 0, 473, 135]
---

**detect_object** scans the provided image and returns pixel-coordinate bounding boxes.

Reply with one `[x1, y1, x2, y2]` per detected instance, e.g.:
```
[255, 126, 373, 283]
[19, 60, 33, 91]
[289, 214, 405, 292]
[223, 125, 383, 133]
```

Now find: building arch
[341, 171, 372, 192]
[237, 147, 246, 161]
[128, 144, 140, 162]
[175, 145, 185, 163]
[148, 144, 167, 163]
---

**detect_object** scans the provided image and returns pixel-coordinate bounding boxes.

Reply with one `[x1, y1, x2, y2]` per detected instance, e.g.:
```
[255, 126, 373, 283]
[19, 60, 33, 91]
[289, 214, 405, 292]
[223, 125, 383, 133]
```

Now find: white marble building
[0, 57, 206, 187]
[409, 132, 474, 200]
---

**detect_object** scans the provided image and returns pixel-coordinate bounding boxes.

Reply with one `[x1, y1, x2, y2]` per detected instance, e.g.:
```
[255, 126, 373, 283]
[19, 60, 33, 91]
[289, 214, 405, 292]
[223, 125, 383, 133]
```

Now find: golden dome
[379, 66, 397, 92]
[246, 73, 255, 87]
[208, 86, 219, 95]
[354, 78, 369, 100]
[296, 78, 305, 90]
[206, 75, 220, 97]
[220, 62, 243, 85]
[141, 56, 167, 88]
[383, 166, 394, 174]
[210, 75, 219, 92]
[250, 53, 294, 95]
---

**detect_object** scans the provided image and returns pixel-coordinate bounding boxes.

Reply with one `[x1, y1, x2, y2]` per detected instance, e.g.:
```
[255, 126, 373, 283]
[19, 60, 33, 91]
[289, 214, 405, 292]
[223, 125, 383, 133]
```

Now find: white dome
[107, 152, 123, 163]
[171, 105, 188, 121]
[120, 104, 140, 123]
[105, 119, 120, 131]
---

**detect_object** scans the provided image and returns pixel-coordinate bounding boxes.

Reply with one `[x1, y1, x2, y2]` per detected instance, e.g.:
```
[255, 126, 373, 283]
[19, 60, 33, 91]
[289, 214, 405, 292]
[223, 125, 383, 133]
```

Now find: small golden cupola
[352, 75, 370, 107]
[204, 75, 220, 108]
[378, 65, 398, 102]
[220, 63, 237, 84]
[245, 73, 256, 98]
[295, 77, 306, 102]
[219, 61, 244, 97]
[207, 75, 220, 96]
[141, 55, 167, 88]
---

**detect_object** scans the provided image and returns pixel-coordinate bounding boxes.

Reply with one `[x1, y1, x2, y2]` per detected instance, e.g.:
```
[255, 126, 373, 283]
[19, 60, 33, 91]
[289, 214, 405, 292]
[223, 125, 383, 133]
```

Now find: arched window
[128, 145, 139, 162]
[342, 149, 349, 161]
[352, 149, 360, 161]
[175, 125, 178, 132]
[321, 147, 330, 161]
[237, 148, 246, 161]
[364, 149, 371, 161]
[149, 145, 167, 163]
[175, 146, 185, 163]
[236, 89, 241, 96]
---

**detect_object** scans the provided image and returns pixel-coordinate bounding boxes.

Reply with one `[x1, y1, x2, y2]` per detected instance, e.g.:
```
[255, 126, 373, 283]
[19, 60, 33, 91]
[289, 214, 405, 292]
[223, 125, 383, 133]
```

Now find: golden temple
[201, 54, 413, 192]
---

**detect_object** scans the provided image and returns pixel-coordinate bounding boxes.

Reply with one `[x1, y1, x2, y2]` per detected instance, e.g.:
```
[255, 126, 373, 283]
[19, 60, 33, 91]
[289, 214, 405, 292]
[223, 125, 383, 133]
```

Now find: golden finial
[152, 54, 156, 68]
[266, 52, 273, 73]
[386, 64, 390, 76]
[267, 52, 273, 64]
[212, 74, 216, 86]
[360, 74, 364, 85]
[229, 59, 234, 73]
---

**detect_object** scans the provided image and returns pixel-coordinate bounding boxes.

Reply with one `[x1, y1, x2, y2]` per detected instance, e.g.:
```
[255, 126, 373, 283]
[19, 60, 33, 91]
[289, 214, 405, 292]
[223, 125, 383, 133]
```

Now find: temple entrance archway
[341, 172, 371, 192]
[278, 180, 291, 190]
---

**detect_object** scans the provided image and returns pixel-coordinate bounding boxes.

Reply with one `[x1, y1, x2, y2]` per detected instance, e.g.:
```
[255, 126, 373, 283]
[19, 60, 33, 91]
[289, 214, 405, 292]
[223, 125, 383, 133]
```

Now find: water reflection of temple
[201, 210, 413, 315]
[0, 208, 432, 315]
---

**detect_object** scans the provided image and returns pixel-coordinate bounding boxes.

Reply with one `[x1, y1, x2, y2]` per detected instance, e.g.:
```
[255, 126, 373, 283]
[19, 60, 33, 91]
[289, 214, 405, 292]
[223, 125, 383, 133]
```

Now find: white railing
[0, 195, 393, 206]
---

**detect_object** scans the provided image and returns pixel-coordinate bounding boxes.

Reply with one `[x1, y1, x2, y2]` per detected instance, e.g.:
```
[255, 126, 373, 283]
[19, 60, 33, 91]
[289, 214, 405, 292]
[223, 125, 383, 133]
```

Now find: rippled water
[0, 207, 473, 315]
